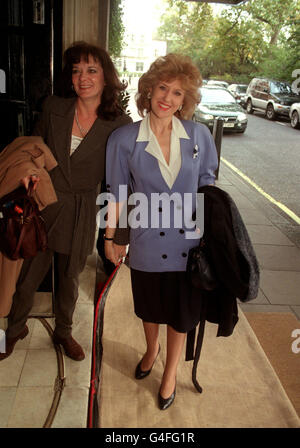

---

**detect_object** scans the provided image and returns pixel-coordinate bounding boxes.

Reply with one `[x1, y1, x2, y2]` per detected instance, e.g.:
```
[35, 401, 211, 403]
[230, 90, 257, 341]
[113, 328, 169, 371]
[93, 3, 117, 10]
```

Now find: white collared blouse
[136, 113, 190, 189]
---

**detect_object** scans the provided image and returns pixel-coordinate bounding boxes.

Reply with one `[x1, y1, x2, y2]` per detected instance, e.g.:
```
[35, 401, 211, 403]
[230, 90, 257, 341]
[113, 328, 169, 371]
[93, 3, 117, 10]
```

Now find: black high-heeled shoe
[158, 383, 176, 411]
[135, 344, 161, 380]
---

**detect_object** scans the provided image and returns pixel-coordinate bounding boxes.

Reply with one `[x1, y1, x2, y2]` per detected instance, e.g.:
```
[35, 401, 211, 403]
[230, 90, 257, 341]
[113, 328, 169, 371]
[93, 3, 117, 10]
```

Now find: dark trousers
[7, 249, 81, 339]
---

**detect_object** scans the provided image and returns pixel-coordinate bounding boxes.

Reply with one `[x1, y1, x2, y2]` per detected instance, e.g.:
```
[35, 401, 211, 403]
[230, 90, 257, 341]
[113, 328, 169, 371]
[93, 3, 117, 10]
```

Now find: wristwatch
[103, 235, 114, 241]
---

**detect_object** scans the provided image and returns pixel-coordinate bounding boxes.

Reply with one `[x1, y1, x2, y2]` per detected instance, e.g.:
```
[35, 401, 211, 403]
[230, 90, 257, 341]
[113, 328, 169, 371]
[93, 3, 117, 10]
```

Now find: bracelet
[103, 235, 114, 241]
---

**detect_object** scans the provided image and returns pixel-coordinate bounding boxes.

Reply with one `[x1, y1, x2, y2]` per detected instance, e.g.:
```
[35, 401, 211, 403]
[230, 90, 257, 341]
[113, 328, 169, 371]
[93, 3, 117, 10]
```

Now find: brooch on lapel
[193, 145, 199, 159]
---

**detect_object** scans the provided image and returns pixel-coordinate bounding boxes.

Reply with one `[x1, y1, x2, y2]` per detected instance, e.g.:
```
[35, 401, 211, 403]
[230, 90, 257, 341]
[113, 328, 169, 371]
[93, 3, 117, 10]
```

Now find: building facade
[114, 32, 166, 91]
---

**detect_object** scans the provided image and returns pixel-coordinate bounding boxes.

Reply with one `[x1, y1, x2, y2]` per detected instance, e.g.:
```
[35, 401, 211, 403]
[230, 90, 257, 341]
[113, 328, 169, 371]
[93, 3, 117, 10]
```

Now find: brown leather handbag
[0, 183, 48, 260]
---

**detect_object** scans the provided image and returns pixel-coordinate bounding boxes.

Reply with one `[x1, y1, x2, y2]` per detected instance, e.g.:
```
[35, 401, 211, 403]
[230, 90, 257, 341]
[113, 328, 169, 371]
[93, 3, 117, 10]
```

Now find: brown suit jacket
[33, 95, 131, 276]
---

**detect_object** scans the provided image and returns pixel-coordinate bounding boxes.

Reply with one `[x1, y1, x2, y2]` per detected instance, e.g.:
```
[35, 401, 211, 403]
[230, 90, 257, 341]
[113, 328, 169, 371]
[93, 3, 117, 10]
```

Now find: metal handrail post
[212, 117, 224, 180]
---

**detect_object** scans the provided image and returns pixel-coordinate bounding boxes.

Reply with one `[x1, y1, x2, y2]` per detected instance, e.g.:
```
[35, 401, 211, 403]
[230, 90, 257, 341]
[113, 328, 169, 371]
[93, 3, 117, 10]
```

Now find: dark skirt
[130, 268, 203, 333]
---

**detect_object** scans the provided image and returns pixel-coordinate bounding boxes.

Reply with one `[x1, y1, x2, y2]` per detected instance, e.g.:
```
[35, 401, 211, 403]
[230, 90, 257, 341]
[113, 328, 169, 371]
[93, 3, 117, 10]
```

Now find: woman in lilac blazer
[105, 54, 218, 410]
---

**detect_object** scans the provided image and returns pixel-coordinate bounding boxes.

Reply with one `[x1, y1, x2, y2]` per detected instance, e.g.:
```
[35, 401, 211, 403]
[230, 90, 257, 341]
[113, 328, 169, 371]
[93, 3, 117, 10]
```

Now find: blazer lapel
[50, 98, 75, 185]
[70, 118, 115, 165]
[170, 137, 193, 192]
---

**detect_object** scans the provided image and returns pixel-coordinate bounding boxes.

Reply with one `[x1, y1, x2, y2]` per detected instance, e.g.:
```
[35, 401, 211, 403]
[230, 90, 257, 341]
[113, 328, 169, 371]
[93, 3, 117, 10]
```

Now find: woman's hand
[21, 174, 40, 190]
[104, 240, 118, 265]
[105, 241, 127, 266]
[114, 243, 127, 261]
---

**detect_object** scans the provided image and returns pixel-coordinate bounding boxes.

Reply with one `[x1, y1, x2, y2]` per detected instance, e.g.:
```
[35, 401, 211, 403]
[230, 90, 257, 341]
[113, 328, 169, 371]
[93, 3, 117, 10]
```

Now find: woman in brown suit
[0, 42, 131, 362]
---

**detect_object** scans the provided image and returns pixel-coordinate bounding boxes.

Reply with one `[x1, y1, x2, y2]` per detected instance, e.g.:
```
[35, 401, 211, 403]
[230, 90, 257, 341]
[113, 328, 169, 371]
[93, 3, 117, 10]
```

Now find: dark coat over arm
[186, 186, 260, 391]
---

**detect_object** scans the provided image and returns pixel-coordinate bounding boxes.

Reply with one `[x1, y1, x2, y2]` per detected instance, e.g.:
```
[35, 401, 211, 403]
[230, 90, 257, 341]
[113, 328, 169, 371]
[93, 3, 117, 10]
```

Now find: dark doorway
[0, 0, 63, 310]
[0, 0, 63, 151]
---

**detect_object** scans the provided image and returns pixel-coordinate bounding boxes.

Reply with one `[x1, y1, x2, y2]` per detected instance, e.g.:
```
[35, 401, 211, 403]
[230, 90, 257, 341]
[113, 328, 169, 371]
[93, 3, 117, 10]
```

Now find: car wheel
[266, 104, 276, 120]
[246, 99, 253, 114]
[291, 110, 300, 129]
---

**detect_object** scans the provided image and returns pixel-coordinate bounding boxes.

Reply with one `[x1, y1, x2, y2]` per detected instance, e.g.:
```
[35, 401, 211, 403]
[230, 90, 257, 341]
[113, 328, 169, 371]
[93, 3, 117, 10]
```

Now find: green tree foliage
[157, 0, 300, 83]
[207, 9, 266, 81]
[287, 23, 300, 76]
[241, 0, 299, 46]
[236, 0, 300, 82]
[158, 0, 215, 75]
[108, 1, 130, 115]
[109, 0, 125, 58]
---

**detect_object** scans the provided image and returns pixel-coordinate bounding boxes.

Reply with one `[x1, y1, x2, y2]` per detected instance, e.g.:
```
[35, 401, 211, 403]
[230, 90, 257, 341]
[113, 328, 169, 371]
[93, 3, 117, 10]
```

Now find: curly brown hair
[136, 53, 202, 120]
[60, 41, 126, 120]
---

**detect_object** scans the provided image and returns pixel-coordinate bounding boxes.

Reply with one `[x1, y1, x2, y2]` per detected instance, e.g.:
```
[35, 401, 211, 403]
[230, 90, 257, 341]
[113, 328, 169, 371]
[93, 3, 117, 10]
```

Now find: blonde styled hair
[136, 53, 202, 120]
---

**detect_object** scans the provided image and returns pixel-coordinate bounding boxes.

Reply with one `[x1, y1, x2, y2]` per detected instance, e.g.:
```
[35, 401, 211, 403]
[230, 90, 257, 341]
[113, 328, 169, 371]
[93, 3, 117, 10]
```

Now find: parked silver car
[207, 80, 229, 89]
[246, 78, 300, 120]
[290, 103, 300, 129]
[193, 86, 248, 133]
[228, 84, 248, 108]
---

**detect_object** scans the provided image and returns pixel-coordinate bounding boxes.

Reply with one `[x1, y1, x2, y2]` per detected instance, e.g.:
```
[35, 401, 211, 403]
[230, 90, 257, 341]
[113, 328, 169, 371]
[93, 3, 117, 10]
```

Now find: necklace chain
[75, 108, 89, 137]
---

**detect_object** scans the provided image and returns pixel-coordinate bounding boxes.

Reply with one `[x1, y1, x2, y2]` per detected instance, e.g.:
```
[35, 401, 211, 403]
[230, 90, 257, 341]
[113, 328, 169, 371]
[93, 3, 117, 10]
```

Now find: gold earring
[147, 92, 151, 99]
[178, 104, 183, 111]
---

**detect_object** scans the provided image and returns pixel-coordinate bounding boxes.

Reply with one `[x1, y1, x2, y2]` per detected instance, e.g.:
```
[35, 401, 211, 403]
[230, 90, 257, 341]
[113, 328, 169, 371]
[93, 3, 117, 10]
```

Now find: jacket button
[179, 229, 184, 234]
[182, 252, 187, 257]
[162, 254, 167, 259]
[160, 232, 165, 236]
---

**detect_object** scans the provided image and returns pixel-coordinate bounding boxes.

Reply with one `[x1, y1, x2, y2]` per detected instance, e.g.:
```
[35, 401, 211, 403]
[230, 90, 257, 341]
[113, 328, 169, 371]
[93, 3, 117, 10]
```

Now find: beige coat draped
[0, 136, 58, 317]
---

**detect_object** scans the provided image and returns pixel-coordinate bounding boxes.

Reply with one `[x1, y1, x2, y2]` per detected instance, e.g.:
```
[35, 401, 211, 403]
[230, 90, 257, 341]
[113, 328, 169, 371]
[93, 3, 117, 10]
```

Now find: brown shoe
[0, 325, 29, 361]
[53, 334, 85, 361]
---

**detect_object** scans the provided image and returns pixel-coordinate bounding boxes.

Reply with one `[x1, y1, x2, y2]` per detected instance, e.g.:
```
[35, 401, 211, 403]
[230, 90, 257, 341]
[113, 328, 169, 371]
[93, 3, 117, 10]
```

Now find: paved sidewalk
[218, 163, 300, 320]
[0, 252, 96, 428]
[1, 110, 299, 427]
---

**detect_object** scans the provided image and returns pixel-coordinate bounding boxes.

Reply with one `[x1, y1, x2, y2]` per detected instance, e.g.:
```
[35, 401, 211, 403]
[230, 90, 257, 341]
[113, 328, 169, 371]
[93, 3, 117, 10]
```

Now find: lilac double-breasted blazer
[106, 119, 218, 272]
